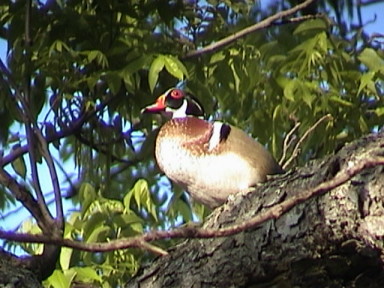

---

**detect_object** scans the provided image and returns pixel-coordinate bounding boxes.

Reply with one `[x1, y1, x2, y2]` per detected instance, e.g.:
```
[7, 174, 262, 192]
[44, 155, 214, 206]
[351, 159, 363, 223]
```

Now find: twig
[183, 0, 318, 59]
[283, 114, 332, 170]
[279, 121, 301, 166]
[0, 98, 110, 167]
[138, 241, 168, 256]
[1, 154, 383, 254]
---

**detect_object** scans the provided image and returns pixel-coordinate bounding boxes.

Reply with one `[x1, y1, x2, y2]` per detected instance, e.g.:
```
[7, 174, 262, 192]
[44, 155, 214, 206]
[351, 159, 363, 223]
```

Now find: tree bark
[1, 133, 384, 287]
[127, 132, 384, 288]
[0, 249, 43, 288]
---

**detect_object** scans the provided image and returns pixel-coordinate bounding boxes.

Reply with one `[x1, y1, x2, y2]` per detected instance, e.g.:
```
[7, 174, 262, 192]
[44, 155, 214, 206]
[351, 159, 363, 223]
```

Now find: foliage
[0, 0, 383, 286]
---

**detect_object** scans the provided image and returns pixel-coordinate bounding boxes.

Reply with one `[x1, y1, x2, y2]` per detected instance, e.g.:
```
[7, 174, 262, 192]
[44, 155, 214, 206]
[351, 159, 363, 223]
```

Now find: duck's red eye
[171, 89, 183, 99]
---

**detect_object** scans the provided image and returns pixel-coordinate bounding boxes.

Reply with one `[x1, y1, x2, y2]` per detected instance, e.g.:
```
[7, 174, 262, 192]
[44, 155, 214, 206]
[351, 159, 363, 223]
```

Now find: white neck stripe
[208, 122, 224, 151]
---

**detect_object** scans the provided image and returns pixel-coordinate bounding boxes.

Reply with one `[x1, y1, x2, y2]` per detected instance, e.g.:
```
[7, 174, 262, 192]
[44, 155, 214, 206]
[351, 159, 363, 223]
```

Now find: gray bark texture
[0, 249, 43, 288]
[127, 132, 384, 288]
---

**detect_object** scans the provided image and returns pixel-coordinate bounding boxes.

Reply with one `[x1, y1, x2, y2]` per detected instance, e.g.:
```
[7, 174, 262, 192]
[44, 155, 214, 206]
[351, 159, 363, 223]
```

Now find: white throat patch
[169, 99, 188, 118]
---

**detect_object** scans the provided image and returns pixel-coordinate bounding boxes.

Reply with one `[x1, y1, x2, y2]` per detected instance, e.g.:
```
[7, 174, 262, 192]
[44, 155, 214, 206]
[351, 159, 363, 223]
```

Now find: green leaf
[11, 155, 26, 179]
[148, 55, 165, 92]
[174, 198, 193, 222]
[114, 211, 143, 226]
[125, 179, 158, 222]
[79, 183, 96, 217]
[87, 50, 108, 68]
[86, 74, 100, 91]
[60, 247, 73, 271]
[105, 72, 122, 95]
[133, 179, 149, 210]
[163, 55, 189, 80]
[86, 225, 110, 243]
[375, 107, 384, 117]
[358, 48, 384, 72]
[294, 19, 328, 35]
[329, 96, 353, 107]
[283, 80, 298, 101]
[72, 266, 102, 282]
[44, 270, 70, 288]
[210, 51, 225, 64]
[87, 50, 99, 63]
[357, 71, 375, 95]
[83, 212, 108, 239]
[48, 40, 69, 56]
[359, 116, 369, 133]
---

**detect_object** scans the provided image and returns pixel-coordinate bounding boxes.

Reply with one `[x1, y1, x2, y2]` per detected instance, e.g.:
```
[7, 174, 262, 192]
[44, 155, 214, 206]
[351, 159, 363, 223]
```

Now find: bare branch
[283, 114, 332, 170]
[35, 130, 64, 230]
[184, 0, 319, 59]
[1, 154, 383, 254]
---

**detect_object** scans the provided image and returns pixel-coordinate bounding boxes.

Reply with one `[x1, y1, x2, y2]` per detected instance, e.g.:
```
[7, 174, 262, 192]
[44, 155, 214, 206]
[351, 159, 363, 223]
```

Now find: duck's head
[142, 88, 205, 119]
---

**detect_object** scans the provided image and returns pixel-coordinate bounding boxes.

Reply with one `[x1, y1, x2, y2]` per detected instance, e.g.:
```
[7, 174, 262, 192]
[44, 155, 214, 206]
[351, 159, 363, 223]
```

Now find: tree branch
[279, 121, 301, 166]
[0, 98, 110, 167]
[35, 130, 64, 231]
[1, 153, 383, 254]
[283, 114, 332, 170]
[0, 169, 52, 232]
[183, 0, 319, 59]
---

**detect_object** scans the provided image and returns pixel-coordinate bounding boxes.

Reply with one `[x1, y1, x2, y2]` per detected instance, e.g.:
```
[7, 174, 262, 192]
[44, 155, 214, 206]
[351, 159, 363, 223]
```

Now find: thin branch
[138, 241, 168, 256]
[283, 114, 332, 170]
[0, 98, 109, 167]
[35, 130, 64, 231]
[25, 128, 53, 230]
[183, 0, 318, 59]
[274, 13, 326, 25]
[74, 133, 135, 164]
[1, 154, 383, 254]
[279, 121, 301, 166]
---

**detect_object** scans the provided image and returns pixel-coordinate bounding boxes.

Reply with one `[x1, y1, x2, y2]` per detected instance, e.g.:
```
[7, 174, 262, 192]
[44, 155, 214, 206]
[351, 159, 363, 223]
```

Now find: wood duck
[142, 88, 284, 208]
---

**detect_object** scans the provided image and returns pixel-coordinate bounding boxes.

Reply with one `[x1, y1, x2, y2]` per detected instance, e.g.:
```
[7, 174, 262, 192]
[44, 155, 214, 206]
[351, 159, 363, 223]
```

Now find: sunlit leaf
[83, 212, 108, 239]
[329, 96, 353, 107]
[44, 270, 70, 288]
[60, 247, 73, 271]
[79, 183, 96, 217]
[358, 48, 384, 72]
[86, 225, 110, 243]
[72, 266, 102, 282]
[163, 55, 189, 79]
[357, 71, 375, 95]
[148, 55, 165, 92]
[283, 80, 298, 101]
[375, 107, 384, 117]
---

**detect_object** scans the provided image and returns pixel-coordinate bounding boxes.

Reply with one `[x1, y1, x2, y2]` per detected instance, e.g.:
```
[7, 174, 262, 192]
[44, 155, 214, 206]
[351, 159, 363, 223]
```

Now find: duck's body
[143, 88, 283, 208]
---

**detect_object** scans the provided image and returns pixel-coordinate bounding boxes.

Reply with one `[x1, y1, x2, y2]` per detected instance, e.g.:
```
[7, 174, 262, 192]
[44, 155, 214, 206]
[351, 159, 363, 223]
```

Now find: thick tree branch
[183, 0, 319, 59]
[1, 153, 383, 254]
[0, 169, 53, 232]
